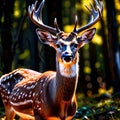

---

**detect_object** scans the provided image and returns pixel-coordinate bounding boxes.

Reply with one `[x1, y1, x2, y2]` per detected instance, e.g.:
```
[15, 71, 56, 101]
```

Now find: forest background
[0, 0, 120, 119]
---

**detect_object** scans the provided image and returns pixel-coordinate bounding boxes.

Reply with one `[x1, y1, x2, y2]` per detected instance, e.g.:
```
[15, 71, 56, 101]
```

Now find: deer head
[28, 0, 103, 66]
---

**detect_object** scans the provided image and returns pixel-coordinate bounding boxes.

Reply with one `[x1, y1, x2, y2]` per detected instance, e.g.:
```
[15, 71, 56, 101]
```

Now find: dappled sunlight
[14, 10, 20, 18]
[64, 1, 70, 8]
[115, 0, 120, 11]
[63, 25, 81, 33]
[98, 87, 113, 95]
[19, 49, 30, 60]
[63, 25, 74, 33]
[117, 15, 120, 24]
[84, 66, 91, 74]
[92, 34, 103, 45]
[95, 62, 101, 69]
[14, 1, 21, 18]
[75, 3, 81, 11]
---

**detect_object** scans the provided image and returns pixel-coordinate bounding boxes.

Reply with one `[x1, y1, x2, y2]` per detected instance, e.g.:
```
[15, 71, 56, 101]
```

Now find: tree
[0, 0, 15, 74]
[106, 0, 120, 93]
[26, 0, 40, 71]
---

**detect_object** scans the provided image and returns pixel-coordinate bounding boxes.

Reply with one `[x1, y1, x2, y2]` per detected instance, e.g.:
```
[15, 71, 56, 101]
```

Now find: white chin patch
[59, 62, 78, 78]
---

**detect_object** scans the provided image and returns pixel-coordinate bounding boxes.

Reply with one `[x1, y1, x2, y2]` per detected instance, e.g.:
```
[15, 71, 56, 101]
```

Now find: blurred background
[0, 0, 120, 113]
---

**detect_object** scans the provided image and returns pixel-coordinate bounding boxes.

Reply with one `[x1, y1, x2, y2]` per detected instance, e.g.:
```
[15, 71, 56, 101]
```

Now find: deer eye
[74, 43, 78, 48]
[56, 43, 65, 49]
[56, 44, 61, 49]
[71, 43, 78, 48]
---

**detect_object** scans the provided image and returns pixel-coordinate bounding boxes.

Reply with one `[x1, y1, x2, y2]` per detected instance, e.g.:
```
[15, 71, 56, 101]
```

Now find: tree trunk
[106, 0, 120, 93]
[89, 43, 99, 94]
[1, 0, 15, 74]
[28, 20, 40, 71]
[100, 19, 113, 89]
[26, 0, 40, 71]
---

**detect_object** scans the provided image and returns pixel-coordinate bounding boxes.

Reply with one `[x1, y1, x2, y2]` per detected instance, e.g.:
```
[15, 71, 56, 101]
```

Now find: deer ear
[36, 28, 56, 45]
[78, 28, 96, 45]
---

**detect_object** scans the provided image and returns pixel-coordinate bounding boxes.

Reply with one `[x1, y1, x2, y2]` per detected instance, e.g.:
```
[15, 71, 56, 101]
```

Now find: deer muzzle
[61, 53, 73, 63]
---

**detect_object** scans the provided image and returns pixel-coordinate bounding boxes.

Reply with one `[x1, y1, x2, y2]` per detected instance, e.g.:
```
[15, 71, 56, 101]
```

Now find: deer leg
[34, 115, 44, 120]
[4, 103, 15, 120]
[34, 110, 43, 120]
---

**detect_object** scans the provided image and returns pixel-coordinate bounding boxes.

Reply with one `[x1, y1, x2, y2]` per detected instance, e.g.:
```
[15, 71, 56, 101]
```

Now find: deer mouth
[63, 56, 72, 63]
[61, 54, 73, 63]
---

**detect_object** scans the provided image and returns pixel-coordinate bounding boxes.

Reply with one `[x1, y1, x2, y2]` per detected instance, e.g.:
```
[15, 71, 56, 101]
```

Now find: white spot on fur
[42, 83, 45, 87]
[25, 94, 28, 97]
[33, 93, 35, 97]
[29, 94, 31, 98]
[10, 100, 33, 106]
[38, 107, 41, 111]
[40, 90, 43, 94]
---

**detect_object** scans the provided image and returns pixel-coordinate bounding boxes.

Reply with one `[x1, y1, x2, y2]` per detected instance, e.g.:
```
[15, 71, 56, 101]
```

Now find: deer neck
[50, 53, 79, 102]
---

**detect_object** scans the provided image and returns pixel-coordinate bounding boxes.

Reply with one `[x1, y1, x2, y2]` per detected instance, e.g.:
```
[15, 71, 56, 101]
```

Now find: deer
[0, 0, 103, 120]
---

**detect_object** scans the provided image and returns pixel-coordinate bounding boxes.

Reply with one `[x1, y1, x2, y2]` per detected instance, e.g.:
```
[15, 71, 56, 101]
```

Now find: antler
[73, 0, 103, 34]
[28, 0, 61, 35]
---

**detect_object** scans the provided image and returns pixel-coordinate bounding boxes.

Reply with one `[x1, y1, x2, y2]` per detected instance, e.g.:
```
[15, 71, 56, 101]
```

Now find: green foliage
[73, 94, 120, 120]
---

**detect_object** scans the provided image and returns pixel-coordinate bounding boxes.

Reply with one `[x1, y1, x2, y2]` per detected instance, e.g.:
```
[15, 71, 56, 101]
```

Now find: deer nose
[61, 52, 73, 63]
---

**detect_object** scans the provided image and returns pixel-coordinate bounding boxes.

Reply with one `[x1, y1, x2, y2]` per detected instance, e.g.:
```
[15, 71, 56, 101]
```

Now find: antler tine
[54, 18, 61, 34]
[28, 0, 61, 35]
[75, 0, 103, 34]
[96, 0, 103, 14]
[73, 15, 78, 33]
[35, 0, 44, 22]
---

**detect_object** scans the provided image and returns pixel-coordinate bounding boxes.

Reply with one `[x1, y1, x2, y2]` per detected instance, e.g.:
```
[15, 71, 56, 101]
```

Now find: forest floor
[74, 92, 120, 120]
[0, 92, 120, 120]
